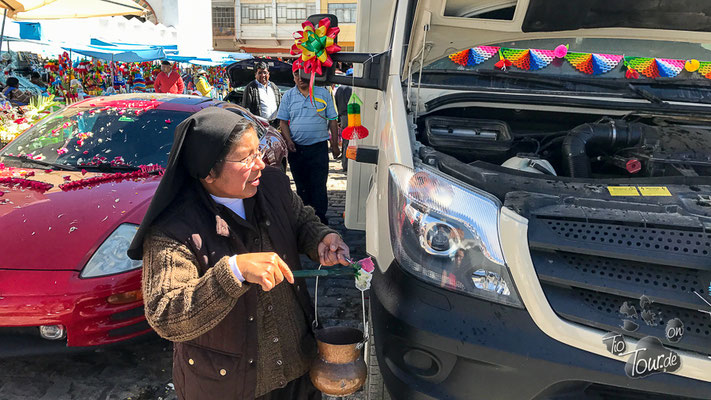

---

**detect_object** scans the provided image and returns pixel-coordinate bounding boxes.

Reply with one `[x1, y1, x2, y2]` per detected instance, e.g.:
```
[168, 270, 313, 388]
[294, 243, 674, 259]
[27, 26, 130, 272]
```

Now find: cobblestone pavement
[0, 158, 367, 400]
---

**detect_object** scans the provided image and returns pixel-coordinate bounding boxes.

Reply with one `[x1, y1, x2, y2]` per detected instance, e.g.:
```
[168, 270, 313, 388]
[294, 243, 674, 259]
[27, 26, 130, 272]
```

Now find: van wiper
[625, 83, 665, 104]
[0, 154, 78, 171]
[423, 69, 670, 104]
[450, 69, 573, 90]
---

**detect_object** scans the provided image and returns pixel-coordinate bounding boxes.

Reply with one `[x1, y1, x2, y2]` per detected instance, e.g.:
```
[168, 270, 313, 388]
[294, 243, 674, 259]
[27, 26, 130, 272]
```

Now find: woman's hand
[234, 252, 294, 291]
[318, 233, 351, 266]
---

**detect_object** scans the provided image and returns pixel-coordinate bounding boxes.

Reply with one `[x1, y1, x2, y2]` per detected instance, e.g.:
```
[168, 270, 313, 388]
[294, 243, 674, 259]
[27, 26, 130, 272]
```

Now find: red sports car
[0, 94, 287, 355]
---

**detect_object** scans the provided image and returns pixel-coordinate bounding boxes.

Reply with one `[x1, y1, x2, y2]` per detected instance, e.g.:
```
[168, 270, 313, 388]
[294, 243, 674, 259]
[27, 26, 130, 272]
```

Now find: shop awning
[61, 43, 165, 62]
[90, 38, 177, 52]
[0, 0, 54, 14]
[1, 0, 149, 20]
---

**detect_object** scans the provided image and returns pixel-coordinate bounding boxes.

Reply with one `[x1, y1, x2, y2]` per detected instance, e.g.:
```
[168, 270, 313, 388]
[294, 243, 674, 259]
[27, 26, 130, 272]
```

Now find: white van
[323, 1, 711, 398]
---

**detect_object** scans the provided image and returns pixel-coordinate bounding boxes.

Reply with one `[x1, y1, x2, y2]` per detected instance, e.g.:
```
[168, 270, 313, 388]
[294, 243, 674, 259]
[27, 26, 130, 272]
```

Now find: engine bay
[418, 106, 711, 179]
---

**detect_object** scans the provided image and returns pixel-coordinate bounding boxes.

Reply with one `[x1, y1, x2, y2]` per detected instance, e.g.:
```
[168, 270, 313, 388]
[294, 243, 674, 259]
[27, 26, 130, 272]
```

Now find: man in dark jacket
[334, 82, 352, 171]
[242, 62, 282, 124]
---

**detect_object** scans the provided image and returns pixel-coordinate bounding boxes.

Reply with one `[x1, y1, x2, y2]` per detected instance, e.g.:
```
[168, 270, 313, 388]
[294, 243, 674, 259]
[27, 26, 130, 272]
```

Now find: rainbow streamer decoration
[449, 46, 500, 66]
[565, 52, 623, 75]
[501, 48, 556, 70]
[624, 57, 685, 78]
[446, 46, 711, 80]
[698, 62, 711, 79]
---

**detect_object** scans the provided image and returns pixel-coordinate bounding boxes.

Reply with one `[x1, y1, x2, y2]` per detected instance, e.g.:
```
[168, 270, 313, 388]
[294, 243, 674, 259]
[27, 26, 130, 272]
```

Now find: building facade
[212, 0, 357, 56]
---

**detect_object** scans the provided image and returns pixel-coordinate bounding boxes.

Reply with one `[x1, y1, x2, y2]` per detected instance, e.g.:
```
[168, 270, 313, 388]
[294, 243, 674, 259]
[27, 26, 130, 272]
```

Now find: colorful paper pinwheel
[501, 48, 556, 71]
[624, 57, 685, 78]
[565, 52, 623, 75]
[449, 46, 500, 66]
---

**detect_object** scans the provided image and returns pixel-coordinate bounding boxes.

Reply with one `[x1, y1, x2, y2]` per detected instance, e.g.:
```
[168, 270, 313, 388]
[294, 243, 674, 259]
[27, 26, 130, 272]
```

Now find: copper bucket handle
[313, 264, 369, 350]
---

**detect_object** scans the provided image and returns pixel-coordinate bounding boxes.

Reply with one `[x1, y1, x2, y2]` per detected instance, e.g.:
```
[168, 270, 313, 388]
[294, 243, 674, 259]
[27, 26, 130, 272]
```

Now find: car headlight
[81, 223, 142, 278]
[388, 164, 522, 307]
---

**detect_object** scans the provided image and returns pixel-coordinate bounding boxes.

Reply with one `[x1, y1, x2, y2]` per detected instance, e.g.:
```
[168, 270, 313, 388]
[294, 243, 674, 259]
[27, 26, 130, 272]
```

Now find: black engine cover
[622, 125, 711, 176]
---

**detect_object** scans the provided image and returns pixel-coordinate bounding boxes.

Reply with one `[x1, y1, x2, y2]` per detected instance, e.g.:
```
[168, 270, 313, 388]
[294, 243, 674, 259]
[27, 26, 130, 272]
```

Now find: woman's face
[202, 127, 265, 199]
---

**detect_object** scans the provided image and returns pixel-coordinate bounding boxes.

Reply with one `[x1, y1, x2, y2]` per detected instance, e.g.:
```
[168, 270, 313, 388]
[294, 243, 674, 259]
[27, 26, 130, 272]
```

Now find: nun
[128, 107, 350, 400]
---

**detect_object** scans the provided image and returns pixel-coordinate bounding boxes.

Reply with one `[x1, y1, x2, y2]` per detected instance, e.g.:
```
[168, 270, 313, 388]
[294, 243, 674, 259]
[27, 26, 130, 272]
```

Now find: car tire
[365, 303, 391, 400]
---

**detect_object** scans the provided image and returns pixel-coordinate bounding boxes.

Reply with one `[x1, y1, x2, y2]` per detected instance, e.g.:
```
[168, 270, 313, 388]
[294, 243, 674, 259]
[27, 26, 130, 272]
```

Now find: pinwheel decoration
[500, 48, 556, 71]
[291, 17, 341, 100]
[624, 57, 685, 78]
[697, 62, 711, 79]
[564, 52, 623, 75]
[449, 46, 500, 66]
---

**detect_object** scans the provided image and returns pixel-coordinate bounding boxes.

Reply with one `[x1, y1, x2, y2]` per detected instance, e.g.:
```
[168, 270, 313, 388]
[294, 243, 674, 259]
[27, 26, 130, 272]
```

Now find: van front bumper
[371, 260, 711, 400]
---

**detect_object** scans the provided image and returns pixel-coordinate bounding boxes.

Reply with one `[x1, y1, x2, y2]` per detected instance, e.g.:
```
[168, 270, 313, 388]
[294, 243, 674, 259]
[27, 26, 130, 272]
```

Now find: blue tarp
[17, 23, 42, 41]
[61, 43, 166, 62]
[89, 39, 177, 52]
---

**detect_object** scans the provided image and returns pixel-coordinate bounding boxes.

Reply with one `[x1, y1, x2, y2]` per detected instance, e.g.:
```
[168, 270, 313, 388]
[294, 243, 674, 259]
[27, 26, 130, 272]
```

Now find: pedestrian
[154, 60, 185, 94]
[194, 69, 213, 97]
[132, 73, 147, 92]
[277, 70, 340, 224]
[29, 72, 47, 88]
[242, 62, 282, 124]
[127, 107, 350, 400]
[3, 77, 31, 106]
[334, 76, 352, 172]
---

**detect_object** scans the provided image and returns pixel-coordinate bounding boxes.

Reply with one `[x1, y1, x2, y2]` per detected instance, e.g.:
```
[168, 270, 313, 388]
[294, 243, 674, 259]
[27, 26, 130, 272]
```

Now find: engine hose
[562, 121, 651, 178]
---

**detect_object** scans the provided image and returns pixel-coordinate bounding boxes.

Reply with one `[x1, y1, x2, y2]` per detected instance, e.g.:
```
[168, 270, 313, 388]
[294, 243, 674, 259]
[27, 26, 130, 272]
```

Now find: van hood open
[408, 0, 711, 71]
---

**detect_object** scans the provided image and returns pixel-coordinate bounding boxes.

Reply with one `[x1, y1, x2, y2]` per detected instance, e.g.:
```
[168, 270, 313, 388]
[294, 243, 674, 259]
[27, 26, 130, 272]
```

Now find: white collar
[210, 194, 244, 206]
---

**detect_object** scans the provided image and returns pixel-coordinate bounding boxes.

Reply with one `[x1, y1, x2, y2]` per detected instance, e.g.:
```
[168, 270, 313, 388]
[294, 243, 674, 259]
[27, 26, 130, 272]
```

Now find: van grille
[528, 215, 711, 355]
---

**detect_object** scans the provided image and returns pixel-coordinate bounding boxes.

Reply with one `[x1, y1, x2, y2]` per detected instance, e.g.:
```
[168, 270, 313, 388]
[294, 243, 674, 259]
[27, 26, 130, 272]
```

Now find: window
[212, 6, 235, 37]
[276, 3, 317, 24]
[241, 4, 273, 24]
[328, 3, 357, 24]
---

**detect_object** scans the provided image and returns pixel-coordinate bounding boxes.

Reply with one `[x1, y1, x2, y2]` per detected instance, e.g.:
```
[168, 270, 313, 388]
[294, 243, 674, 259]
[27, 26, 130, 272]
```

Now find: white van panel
[344, 0, 400, 231]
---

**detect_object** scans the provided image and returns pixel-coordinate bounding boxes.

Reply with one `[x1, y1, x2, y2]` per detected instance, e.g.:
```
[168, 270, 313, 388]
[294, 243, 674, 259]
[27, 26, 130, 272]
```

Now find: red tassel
[342, 126, 369, 140]
[309, 72, 316, 105]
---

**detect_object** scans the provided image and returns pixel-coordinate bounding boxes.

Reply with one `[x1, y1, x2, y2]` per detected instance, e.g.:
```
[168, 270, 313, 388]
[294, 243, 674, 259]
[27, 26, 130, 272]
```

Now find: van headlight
[81, 224, 142, 278]
[388, 164, 522, 307]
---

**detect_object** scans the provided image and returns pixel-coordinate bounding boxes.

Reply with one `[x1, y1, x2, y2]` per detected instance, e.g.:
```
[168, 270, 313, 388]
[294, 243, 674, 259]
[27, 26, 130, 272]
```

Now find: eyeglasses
[224, 146, 266, 169]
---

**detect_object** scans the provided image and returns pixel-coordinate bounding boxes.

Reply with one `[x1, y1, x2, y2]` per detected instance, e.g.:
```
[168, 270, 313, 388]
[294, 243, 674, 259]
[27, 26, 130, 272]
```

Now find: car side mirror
[253, 115, 270, 128]
[304, 14, 390, 91]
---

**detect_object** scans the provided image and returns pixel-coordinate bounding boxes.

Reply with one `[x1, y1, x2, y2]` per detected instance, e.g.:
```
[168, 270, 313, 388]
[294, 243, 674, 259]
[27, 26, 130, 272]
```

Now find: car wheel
[365, 303, 391, 400]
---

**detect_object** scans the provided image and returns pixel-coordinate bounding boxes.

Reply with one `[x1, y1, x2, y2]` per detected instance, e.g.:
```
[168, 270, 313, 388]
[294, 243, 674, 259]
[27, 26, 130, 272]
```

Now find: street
[0, 158, 367, 400]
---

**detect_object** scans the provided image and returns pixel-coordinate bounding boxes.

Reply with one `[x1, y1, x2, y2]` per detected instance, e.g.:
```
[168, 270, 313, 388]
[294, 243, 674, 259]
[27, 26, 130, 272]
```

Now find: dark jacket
[144, 167, 330, 399]
[334, 85, 352, 128]
[242, 80, 282, 119]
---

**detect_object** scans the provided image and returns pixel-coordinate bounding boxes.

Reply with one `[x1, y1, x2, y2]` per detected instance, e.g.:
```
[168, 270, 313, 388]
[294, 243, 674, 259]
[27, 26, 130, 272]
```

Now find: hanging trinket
[341, 93, 369, 140]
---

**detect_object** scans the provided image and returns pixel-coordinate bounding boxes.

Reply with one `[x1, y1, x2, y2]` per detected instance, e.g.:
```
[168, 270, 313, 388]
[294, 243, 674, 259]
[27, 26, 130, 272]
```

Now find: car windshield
[0, 105, 191, 170]
[422, 38, 711, 103]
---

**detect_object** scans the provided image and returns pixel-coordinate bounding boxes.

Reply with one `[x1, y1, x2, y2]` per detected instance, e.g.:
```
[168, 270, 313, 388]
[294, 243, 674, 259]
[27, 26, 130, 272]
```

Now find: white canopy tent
[38, 16, 177, 48]
[0, 0, 150, 20]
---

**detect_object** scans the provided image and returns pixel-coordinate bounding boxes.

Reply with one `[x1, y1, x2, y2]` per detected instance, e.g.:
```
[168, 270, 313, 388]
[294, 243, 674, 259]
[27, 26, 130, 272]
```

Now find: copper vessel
[310, 326, 367, 397]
